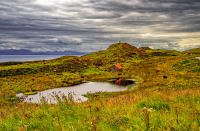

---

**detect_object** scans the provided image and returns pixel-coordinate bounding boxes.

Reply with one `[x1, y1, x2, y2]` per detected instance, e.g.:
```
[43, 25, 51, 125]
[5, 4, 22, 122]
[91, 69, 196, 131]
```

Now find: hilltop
[107, 42, 142, 56]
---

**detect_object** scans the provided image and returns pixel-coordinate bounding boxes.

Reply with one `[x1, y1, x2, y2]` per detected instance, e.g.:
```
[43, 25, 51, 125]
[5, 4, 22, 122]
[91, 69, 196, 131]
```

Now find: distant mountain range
[0, 49, 87, 55]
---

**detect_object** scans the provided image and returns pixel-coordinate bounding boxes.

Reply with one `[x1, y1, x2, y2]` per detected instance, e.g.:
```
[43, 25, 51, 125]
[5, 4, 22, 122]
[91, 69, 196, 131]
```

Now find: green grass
[24, 92, 37, 95]
[173, 58, 200, 72]
[136, 99, 170, 111]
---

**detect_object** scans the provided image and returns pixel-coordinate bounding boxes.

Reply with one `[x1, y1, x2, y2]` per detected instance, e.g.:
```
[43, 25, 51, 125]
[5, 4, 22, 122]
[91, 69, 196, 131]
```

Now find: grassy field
[0, 43, 200, 130]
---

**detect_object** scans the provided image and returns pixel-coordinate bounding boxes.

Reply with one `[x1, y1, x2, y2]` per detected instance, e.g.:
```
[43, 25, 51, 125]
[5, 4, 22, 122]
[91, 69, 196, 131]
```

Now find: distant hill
[183, 48, 200, 54]
[0, 49, 87, 55]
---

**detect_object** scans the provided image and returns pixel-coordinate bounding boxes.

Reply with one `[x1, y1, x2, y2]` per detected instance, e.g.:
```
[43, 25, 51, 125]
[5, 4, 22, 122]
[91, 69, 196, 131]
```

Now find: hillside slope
[0, 42, 200, 130]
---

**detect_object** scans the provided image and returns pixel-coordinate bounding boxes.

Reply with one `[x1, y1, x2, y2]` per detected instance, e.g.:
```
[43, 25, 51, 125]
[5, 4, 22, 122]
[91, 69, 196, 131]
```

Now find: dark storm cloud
[0, 0, 199, 52]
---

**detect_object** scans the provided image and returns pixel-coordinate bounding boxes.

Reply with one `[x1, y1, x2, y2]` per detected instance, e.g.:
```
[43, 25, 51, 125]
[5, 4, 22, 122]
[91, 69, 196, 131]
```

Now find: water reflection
[109, 78, 135, 86]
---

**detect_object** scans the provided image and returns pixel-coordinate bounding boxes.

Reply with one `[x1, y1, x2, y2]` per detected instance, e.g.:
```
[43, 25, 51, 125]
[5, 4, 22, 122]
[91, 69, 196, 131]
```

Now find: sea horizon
[0, 55, 78, 63]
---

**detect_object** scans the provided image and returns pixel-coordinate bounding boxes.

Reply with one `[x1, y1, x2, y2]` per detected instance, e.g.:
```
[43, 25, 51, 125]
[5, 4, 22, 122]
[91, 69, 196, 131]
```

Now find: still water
[196, 57, 200, 60]
[17, 79, 136, 104]
[0, 55, 64, 62]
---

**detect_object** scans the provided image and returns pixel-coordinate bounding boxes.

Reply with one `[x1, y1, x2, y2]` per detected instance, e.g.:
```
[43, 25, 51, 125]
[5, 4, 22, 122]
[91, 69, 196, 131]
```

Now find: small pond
[195, 57, 200, 60]
[16, 78, 136, 104]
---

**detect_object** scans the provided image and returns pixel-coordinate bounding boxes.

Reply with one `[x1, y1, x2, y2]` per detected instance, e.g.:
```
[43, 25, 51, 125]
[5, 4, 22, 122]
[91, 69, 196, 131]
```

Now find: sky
[0, 0, 200, 52]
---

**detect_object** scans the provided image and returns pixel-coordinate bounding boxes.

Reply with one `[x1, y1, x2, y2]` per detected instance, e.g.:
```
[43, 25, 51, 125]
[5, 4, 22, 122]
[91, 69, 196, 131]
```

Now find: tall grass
[0, 87, 200, 130]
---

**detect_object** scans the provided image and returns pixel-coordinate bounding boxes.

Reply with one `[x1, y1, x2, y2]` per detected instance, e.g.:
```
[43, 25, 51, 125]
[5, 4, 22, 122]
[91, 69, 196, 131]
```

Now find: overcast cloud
[0, 0, 200, 52]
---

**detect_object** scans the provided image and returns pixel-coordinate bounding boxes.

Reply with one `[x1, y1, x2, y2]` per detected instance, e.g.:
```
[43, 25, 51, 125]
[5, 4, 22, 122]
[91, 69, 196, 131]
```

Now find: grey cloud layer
[0, 0, 200, 52]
